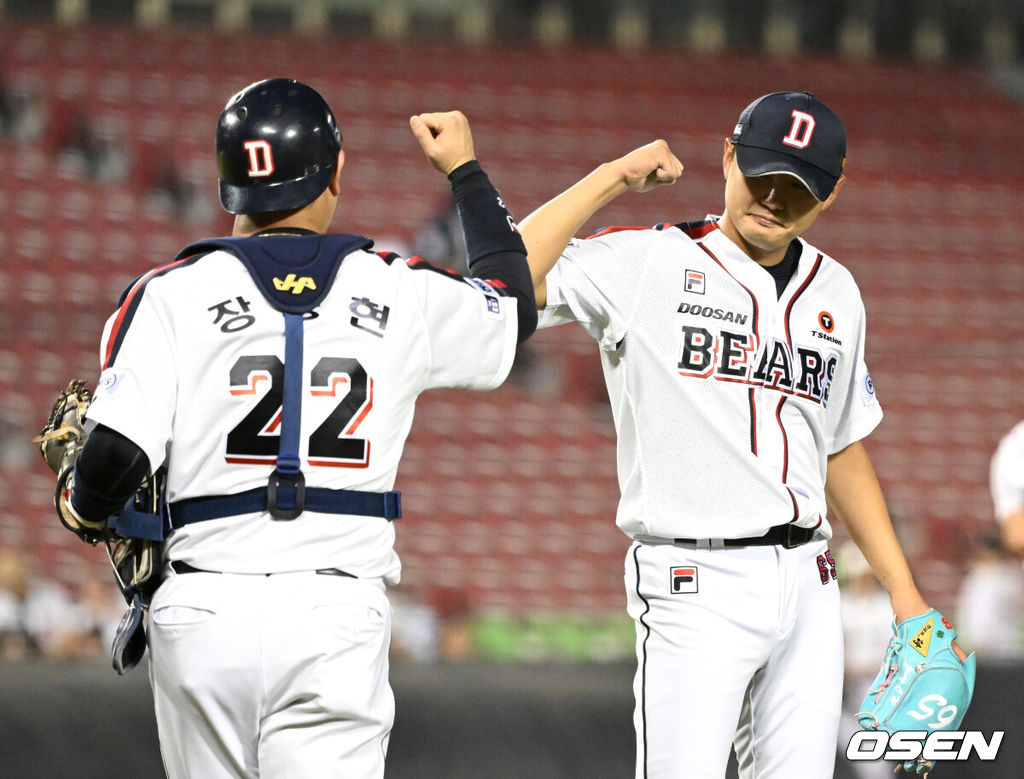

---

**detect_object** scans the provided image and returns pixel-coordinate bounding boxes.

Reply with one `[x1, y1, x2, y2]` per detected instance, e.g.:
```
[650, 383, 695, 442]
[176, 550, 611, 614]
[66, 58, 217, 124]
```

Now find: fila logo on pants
[670, 566, 698, 594]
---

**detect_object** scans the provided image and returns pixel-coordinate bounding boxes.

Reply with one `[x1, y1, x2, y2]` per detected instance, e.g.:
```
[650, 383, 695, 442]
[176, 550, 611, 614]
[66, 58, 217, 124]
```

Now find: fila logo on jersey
[670, 566, 698, 594]
[684, 270, 705, 295]
[243, 140, 274, 178]
[273, 274, 317, 294]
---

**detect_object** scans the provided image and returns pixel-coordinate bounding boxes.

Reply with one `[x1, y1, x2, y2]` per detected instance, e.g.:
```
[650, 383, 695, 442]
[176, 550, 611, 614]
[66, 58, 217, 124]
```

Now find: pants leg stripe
[632, 543, 652, 779]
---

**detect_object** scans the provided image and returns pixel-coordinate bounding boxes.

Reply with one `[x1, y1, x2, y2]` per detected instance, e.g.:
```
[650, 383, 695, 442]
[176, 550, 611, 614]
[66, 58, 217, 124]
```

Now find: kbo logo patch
[670, 566, 698, 594]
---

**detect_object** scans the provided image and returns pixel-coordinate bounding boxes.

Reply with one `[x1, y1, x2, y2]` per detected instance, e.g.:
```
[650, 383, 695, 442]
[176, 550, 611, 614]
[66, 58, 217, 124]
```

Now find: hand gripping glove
[856, 609, 977, 776]
[34, 379, 110, 544]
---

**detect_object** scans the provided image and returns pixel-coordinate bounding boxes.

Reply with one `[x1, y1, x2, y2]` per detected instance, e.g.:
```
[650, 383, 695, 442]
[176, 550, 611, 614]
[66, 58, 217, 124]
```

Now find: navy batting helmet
[216, 78, 342, 214]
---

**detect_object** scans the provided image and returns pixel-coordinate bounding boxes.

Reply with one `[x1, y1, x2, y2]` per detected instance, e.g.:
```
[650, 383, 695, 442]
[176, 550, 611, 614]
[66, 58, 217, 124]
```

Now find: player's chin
[741, 221, 792, 252]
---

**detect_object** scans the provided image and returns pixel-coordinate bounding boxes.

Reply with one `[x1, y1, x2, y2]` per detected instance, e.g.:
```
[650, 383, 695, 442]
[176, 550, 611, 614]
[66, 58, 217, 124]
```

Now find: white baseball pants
[626, 539, 844, 779]
[148, 569, 393, 778]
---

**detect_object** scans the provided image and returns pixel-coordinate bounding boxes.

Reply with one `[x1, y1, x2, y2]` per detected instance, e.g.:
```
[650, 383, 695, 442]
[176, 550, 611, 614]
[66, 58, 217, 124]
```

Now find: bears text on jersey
[677, 324, 838, 406]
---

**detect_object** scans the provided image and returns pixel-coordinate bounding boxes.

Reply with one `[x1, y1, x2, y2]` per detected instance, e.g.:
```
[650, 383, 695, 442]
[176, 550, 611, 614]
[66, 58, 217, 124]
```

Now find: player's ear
[329, 150, 345, 196]
[819, 174, 846, 212]
[722, 139, 736, 180]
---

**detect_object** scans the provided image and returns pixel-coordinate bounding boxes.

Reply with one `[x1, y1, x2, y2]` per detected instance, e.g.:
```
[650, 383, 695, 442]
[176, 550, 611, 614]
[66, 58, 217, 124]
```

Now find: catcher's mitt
[856, 609, 977, 776]
[34, 379, 166, 674]
[35, 378, 92, 476]
[34, 379, 110, 544]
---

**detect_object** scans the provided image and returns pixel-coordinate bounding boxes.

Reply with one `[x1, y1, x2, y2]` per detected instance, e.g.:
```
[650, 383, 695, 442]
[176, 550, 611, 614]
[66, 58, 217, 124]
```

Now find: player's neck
[233, 191, 339, 237]
[233, 214, 322, 237]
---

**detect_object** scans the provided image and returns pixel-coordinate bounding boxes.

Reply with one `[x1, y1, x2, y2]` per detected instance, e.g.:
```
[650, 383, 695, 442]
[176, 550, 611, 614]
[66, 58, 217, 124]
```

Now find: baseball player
[518, 92, 954, 778]
[990, 419, 1024, 556]
[56, 78, 535, 778]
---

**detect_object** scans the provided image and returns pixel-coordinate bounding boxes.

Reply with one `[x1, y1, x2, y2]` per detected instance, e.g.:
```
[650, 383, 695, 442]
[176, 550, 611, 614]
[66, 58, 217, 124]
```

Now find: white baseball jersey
[86, 241, 518, 582]
[990, 419, 1024, 521]
[539, 217, 883, 542]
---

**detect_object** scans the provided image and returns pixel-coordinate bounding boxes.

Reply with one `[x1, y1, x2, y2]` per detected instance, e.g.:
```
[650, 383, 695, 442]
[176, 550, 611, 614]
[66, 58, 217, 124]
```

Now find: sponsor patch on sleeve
[862, 372, 876, 406]
[465, 277, 502, 318]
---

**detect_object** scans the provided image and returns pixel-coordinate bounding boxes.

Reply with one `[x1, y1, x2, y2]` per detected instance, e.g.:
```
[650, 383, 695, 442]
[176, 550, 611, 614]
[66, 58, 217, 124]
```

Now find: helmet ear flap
[215, 78, 342, 215]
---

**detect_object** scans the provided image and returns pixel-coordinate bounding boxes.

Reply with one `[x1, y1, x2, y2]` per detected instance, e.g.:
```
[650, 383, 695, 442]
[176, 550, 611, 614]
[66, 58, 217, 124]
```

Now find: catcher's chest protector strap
[170, 234, 401, 523]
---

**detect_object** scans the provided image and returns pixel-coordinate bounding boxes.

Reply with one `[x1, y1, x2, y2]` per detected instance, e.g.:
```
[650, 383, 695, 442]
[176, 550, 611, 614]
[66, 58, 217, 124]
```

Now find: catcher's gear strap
[71, 424, 150, 524]
[169, 486, 402, 528]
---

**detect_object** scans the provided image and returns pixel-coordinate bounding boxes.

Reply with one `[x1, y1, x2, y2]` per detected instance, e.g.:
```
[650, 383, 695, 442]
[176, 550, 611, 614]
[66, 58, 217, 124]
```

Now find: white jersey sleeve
[87, 264, 181, 473]
[410, 262, 518, 391]
[991, 420, 1024, 521]
[539, 227, 655, 350]
[818, 280, 883, 455]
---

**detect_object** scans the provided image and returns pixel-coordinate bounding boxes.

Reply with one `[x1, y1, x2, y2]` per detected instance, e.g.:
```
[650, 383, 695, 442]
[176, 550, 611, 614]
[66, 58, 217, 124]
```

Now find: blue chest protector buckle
[268, 469, 305, 521]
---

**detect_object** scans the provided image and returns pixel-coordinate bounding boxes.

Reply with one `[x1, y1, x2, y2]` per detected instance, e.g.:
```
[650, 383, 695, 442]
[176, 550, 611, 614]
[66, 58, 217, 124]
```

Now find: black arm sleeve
[448, 160, 537, 343]
[70, 424, 150, 523]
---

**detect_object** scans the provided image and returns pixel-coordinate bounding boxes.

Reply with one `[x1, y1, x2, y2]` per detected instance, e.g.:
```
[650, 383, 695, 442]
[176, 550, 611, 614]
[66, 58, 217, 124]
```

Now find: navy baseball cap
[730, 91, 846, 202]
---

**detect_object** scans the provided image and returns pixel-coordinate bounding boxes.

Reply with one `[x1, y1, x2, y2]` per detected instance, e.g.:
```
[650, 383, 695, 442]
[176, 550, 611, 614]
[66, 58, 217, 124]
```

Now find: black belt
[170, 560, 356, 578]
[674, 523, 816, 550]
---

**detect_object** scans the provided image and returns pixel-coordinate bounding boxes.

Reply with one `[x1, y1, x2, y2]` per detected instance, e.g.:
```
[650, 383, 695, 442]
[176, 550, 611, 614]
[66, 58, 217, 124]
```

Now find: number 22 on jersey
[226, 355, 372, 468]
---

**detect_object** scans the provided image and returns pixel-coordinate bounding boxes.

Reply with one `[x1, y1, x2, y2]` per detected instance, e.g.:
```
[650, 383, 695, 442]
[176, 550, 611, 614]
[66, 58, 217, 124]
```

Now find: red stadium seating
[2, 22, 1023, 615]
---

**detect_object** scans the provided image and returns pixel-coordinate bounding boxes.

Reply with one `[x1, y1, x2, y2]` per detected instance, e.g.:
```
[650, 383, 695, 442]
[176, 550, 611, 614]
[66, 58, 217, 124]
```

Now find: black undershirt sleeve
[70, 424, 150, 523]
[447, 160, 537, 343]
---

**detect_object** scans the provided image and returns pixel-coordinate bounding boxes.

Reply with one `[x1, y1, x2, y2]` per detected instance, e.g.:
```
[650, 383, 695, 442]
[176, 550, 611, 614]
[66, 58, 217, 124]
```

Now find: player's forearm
[825, 441, 929, 621]
[448, 160, 537, 342]
[518, 162, 632, 308]
[70, 425, 150, 523]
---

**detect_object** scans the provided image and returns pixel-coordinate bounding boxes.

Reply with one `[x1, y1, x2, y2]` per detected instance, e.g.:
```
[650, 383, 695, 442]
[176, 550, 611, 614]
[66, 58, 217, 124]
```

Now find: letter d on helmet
[216, 78, 342, 214]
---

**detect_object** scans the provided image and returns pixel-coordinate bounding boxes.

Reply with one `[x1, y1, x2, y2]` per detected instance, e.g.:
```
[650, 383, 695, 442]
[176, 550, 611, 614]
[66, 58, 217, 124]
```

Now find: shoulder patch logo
[465, 277, 502, 317]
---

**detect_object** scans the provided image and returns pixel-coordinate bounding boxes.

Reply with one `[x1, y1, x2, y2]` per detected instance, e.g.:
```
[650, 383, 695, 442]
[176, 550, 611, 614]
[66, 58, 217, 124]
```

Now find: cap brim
[219, 167, 334, 215]
[734, 145, 838, 202]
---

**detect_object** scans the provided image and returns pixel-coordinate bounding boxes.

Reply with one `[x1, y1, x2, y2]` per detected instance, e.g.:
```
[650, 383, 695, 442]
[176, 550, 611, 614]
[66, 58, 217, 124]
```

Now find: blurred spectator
[836, 541, 893, 779]
[144, 156, 212, 225]
[410, 196, 465, 271]
[390, 590, 442, 664]
[389, 586, 478, 664]
[954, 534, 1024, 661]
[433, 586, 476, 662]
[0, 546, 121, 661]
[0, 72, 45, 142]
[990, 418, 1024, 557]
[55, 108, 128, 182]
